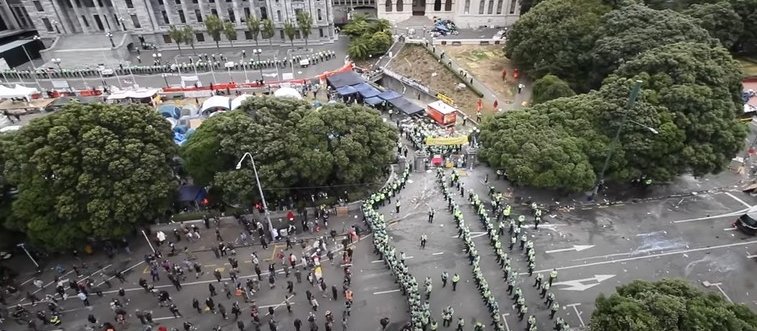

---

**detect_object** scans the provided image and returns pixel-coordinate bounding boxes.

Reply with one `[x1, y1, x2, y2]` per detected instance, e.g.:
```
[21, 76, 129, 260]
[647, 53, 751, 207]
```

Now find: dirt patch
[388, 44, 483, 117]
[442, 45, 518, 106]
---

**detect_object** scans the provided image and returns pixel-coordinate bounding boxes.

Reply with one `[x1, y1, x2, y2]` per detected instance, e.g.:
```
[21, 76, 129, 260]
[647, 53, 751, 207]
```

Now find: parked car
[734, 208, 757, 235]
[98, 65, 114, 77]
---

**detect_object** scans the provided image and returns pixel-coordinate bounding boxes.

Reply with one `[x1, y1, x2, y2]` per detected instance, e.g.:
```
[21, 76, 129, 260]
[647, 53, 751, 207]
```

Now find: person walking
[420, 234, 427, 249]
[441, 271, 448, 288]
[192, 298, 202, 313]
[310, 297, 319, 311]
[209, 283, 217, 296]
[549, 269, 558, 286]
[550, 302, 559, 319]
[78, 291, 90, 306]
[395, 201, 400, 214]
[428, 209, 435, 223]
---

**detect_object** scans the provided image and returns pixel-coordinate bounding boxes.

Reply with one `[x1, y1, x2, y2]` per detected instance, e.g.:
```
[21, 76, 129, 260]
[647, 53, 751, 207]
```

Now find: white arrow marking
[566, 303, 585, 327]
[450, 231, 487, 239]
[545, 245, 595, 254]
[551, 274, 615, 291]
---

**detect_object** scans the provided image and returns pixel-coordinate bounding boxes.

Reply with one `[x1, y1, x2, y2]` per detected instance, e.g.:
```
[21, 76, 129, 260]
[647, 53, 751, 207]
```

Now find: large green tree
[730, 0, 757, 54]
[296, 11, 313, 46]
[605, 42, 747, 178]
[204, 14, 224, 48]
[505, 0, 611, 91]
[168, 25, 186, 54]
[683, 2, 744, 50]
[181, 97, 397, 205]
[591, 5, 713, 84]
[531, 74, 576, 104]
[591, 279, 757, 331]
[2, 103, 177, 250]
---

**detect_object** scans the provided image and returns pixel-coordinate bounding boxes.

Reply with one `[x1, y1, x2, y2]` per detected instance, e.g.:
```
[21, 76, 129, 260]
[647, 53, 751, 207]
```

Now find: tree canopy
[531, 74, 576, 104]
[590, 279, 757, 331]
[344, 15, 393, 60]
[683, 2, 744, 50]
[591, 4, 714, 85]
[180, 97, 397, 205]
[505, 0, 611, 90]
[1, 103, 177, 250]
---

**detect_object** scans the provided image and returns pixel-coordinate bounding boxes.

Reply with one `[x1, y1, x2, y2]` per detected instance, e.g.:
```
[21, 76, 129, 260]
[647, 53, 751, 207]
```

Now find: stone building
[377, 0, 519, 28]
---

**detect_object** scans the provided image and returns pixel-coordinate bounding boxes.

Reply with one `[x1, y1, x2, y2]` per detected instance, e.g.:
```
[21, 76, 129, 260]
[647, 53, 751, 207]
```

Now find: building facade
[332, 0, 377, 26]
[21, 0, 336, 46]
[377, 0, 519, 28]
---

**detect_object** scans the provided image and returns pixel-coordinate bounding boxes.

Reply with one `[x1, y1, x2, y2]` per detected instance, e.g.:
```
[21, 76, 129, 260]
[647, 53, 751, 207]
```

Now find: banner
[425, 135, 469, 146]
[437, 93, 454, 106]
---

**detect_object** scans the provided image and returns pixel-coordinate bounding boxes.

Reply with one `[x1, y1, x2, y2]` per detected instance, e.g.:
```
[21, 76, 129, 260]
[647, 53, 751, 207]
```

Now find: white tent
[201, 95, 230, 113]
[0, 84, 38, 100]
[231, 94, 254, 110]
[273, 87, 303, 100]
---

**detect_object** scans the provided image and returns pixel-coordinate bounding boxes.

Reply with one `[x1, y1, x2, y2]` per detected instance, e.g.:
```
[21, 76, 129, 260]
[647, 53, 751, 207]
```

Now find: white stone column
[68, 0, 89, 33]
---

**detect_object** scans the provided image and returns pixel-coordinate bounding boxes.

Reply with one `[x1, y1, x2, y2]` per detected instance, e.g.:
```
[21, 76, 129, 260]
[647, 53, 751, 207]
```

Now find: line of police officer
[0, 50, 337, 81]
[365, 163, 435, 331]
[438, 168, 504, 331]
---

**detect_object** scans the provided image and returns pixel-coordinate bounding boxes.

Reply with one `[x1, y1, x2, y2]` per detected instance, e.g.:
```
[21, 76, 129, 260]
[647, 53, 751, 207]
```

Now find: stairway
[42, 32, 129, 68]
[396, 16, 435, 29]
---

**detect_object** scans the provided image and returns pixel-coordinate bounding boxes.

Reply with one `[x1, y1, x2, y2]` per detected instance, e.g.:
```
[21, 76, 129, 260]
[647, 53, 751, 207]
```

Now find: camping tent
[231, 94, 254, 110]
[378, 90, 402, 101]
[274, 87, 303, 100]
[389, 97, 424, 115]
[364, 96, 384, 106]
[201, 95, 231, 113]
[326, 71, 364, 88]
[106, 88, 160, 101]
[158, 104, 181, 119]
[352, 83, 381, 98]
[0, 84, 38, 100]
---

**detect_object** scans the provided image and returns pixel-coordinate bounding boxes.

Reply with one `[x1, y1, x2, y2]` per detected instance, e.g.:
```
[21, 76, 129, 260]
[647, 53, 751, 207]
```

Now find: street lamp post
[17, 243, 40, 269]
[236, 152, 275, 241]
[241, 51, 249, 83]
[209, 60, 217, 84]
[252, 48, 263, 81]
[152, 52, 162, 66]
[23, 36, 43, 89]
[591, 80, 645, 200]
[106, 31, 115, 47]
[118, 17, 126, 31]
[78, 68, 89, 88]
[52, 20, 60, 34]
[162, 73, 169, 87]
[51, 58, 62, 72]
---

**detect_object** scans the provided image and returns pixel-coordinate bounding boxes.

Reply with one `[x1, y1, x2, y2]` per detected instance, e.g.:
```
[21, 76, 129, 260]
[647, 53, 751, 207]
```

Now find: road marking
[450, 231, 487, 239]
[153, 316, 177, 321]
[703, 281, 733, 303]
[529, 239, 757, 275]
[566, 303, 585, 327]
[373, 289, 401, 295]
[673, 209, 747, 223]
[371, 260, 384, 263]
[502, 313, 510, 331]
[545, 245, 595, 254]
[432, 252, 444, 256]
[725, 192, 752, 208]
[96, 260, 145, 287]
[21, 263, 112, 302]
[269, 244, 286, 262]
[551, 274, 615, 291]
[264, 295, 295, 315]
[724, 227, 737, 231]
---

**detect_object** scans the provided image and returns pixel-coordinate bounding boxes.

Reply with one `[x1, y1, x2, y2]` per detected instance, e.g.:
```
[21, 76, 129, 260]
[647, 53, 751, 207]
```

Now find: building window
[317, 8, 322, 20]
[195, 9, 202, 22]
[42, 17, 53, 31]
[508, 0, 516, 13]
[178, 10, 186, 23]
[434, 0, 441, 11]
[385, 0, 392, 12]
[244, 30, 252, 39]
[495, 0, 502, 13]
[319, 28, 323, 37]
[82, 15, 89, 27]
[396, 0, 403, 11]
[228, 9, 235, 22]
[158, 0, 163, 4]
[463, 0, 469, 13]
[175, 0, 181, 3]
[211, 9, 217, 16]
[445, 0, 452, 10]
[260, 7, 267, 19]
[209, 0, 214, 3]
[125, 0, 133, 8]
[243, 7, 250, 20]
[196, 32, 205, 41]
[33, 1, 44, 11]
[487, 0, 493, 13]
[192, 0, 197, 2]
[130, 14, 141, 28]
[478, 0, 484, 13]
[276, 10, 281, 21]
[163, 34, 172, 43]
[162, 10, 169, 24]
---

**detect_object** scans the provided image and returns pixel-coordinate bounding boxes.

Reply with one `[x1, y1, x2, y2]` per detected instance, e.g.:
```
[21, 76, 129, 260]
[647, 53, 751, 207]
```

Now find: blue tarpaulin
[336, 85, 358, 96]
[378, 90, 402, 101]
[364, 96, 383, 106]
[352, 83, 381, 98]
[327, 71, 365, 88]
[158, 104, 181, 119]
[177, 185, 207, 202]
